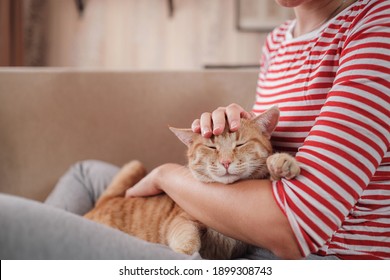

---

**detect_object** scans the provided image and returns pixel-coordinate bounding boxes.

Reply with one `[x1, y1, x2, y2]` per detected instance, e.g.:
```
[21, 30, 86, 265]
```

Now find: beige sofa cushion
[0, 69, 258, 201]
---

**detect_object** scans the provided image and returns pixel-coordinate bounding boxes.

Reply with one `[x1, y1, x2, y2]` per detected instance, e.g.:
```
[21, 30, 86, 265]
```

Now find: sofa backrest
[0, 69, 258, 201]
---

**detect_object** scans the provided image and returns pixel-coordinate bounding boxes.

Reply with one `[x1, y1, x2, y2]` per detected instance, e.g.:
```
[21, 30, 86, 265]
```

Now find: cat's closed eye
[235, 143, 246, 148]
[205, 145, 217, 150]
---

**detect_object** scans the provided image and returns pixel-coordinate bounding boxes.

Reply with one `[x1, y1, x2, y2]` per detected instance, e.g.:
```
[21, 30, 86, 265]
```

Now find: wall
[44, 0, 277, 69]
[0, 0, 24, 66]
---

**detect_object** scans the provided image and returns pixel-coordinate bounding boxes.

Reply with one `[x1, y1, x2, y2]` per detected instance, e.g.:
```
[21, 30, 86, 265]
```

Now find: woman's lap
[0, 160, 337, 260]
[0, 193, 200, 259]
[45, 160, 120, 215]
[0, 160, 199, 259]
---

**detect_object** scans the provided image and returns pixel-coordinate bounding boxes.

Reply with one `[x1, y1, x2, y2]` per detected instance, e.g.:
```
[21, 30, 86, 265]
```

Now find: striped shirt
[253, 0, 390, 259]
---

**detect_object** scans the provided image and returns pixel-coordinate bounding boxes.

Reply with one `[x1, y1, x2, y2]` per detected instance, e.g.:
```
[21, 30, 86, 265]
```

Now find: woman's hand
[125, 163, 189, 198]
[191, 103, 254, 138]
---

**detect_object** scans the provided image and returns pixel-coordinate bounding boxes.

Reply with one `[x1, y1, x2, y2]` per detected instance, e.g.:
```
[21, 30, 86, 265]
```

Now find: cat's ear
[169, 127, 198, 147]
[252, 105, 280, 139]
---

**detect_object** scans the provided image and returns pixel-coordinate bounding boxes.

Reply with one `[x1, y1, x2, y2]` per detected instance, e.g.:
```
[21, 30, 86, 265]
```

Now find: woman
[126, 0, 390, 259]
[1, 0, 389, 260]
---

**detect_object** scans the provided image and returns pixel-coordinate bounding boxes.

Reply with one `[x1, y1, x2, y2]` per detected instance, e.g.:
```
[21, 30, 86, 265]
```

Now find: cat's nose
[221, 160, 231, 169]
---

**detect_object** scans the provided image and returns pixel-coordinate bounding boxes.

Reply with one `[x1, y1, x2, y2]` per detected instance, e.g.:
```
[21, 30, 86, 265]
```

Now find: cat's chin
[216, 175, 241, 184]
[190, 171, 240, 184]
[211, 174, 241, 184]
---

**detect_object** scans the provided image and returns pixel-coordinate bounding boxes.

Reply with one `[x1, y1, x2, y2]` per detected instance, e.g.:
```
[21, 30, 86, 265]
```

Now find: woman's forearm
[156, 164, 302, 259]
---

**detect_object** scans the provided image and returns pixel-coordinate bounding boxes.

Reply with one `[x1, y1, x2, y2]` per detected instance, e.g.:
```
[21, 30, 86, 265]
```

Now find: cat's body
[85, 106, 300, 259]
[84, 161, 245, 259]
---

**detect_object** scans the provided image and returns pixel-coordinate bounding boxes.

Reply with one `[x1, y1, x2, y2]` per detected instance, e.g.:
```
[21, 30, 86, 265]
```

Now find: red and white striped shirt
[253, 0, 390, 259]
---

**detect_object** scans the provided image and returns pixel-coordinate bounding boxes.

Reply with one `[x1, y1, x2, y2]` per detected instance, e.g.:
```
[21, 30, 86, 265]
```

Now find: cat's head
[170, 106, 279, 184]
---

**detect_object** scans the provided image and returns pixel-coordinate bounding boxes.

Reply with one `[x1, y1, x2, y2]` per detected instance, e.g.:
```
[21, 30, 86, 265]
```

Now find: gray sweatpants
[0, 160, 337, 260]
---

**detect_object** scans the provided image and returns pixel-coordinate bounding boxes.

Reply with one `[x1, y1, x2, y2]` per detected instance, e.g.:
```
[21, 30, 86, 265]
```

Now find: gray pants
[0, 160, 337, 260]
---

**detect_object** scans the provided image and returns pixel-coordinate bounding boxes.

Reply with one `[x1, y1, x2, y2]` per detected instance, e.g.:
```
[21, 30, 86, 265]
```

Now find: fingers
[191, 114, 213, 137]
[212, 107, 227, 135]
[191, 118, 201, 133]
[225, 105, 241, 132]
[200, 112, 213, 137]
[225, 103, 252, 132]
[192, 103, 252, 138]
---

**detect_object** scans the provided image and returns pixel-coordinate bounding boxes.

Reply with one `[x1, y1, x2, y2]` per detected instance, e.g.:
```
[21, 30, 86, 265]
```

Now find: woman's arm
[126, 163, 302, 259]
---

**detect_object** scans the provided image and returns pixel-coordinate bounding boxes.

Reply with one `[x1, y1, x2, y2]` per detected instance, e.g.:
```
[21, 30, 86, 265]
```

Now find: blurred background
[0, 0, 294, 69]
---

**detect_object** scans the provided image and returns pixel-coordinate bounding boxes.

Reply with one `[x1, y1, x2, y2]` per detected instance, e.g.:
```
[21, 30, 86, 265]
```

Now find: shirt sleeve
[272, 9, 390, 256]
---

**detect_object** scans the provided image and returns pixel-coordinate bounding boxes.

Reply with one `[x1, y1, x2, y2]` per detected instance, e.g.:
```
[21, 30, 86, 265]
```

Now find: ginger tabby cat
[84, 106, 300, 259]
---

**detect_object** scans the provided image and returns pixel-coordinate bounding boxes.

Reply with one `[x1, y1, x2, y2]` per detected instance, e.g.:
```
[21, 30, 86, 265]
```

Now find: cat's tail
[95, 160, 147, 207]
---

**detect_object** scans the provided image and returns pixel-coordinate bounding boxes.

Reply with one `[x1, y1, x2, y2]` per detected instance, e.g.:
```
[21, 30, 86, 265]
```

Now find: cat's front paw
[267, 153, 300, 181]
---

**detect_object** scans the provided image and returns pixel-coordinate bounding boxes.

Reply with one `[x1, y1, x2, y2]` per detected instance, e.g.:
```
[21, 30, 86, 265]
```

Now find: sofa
[0, 68, 258, 202]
